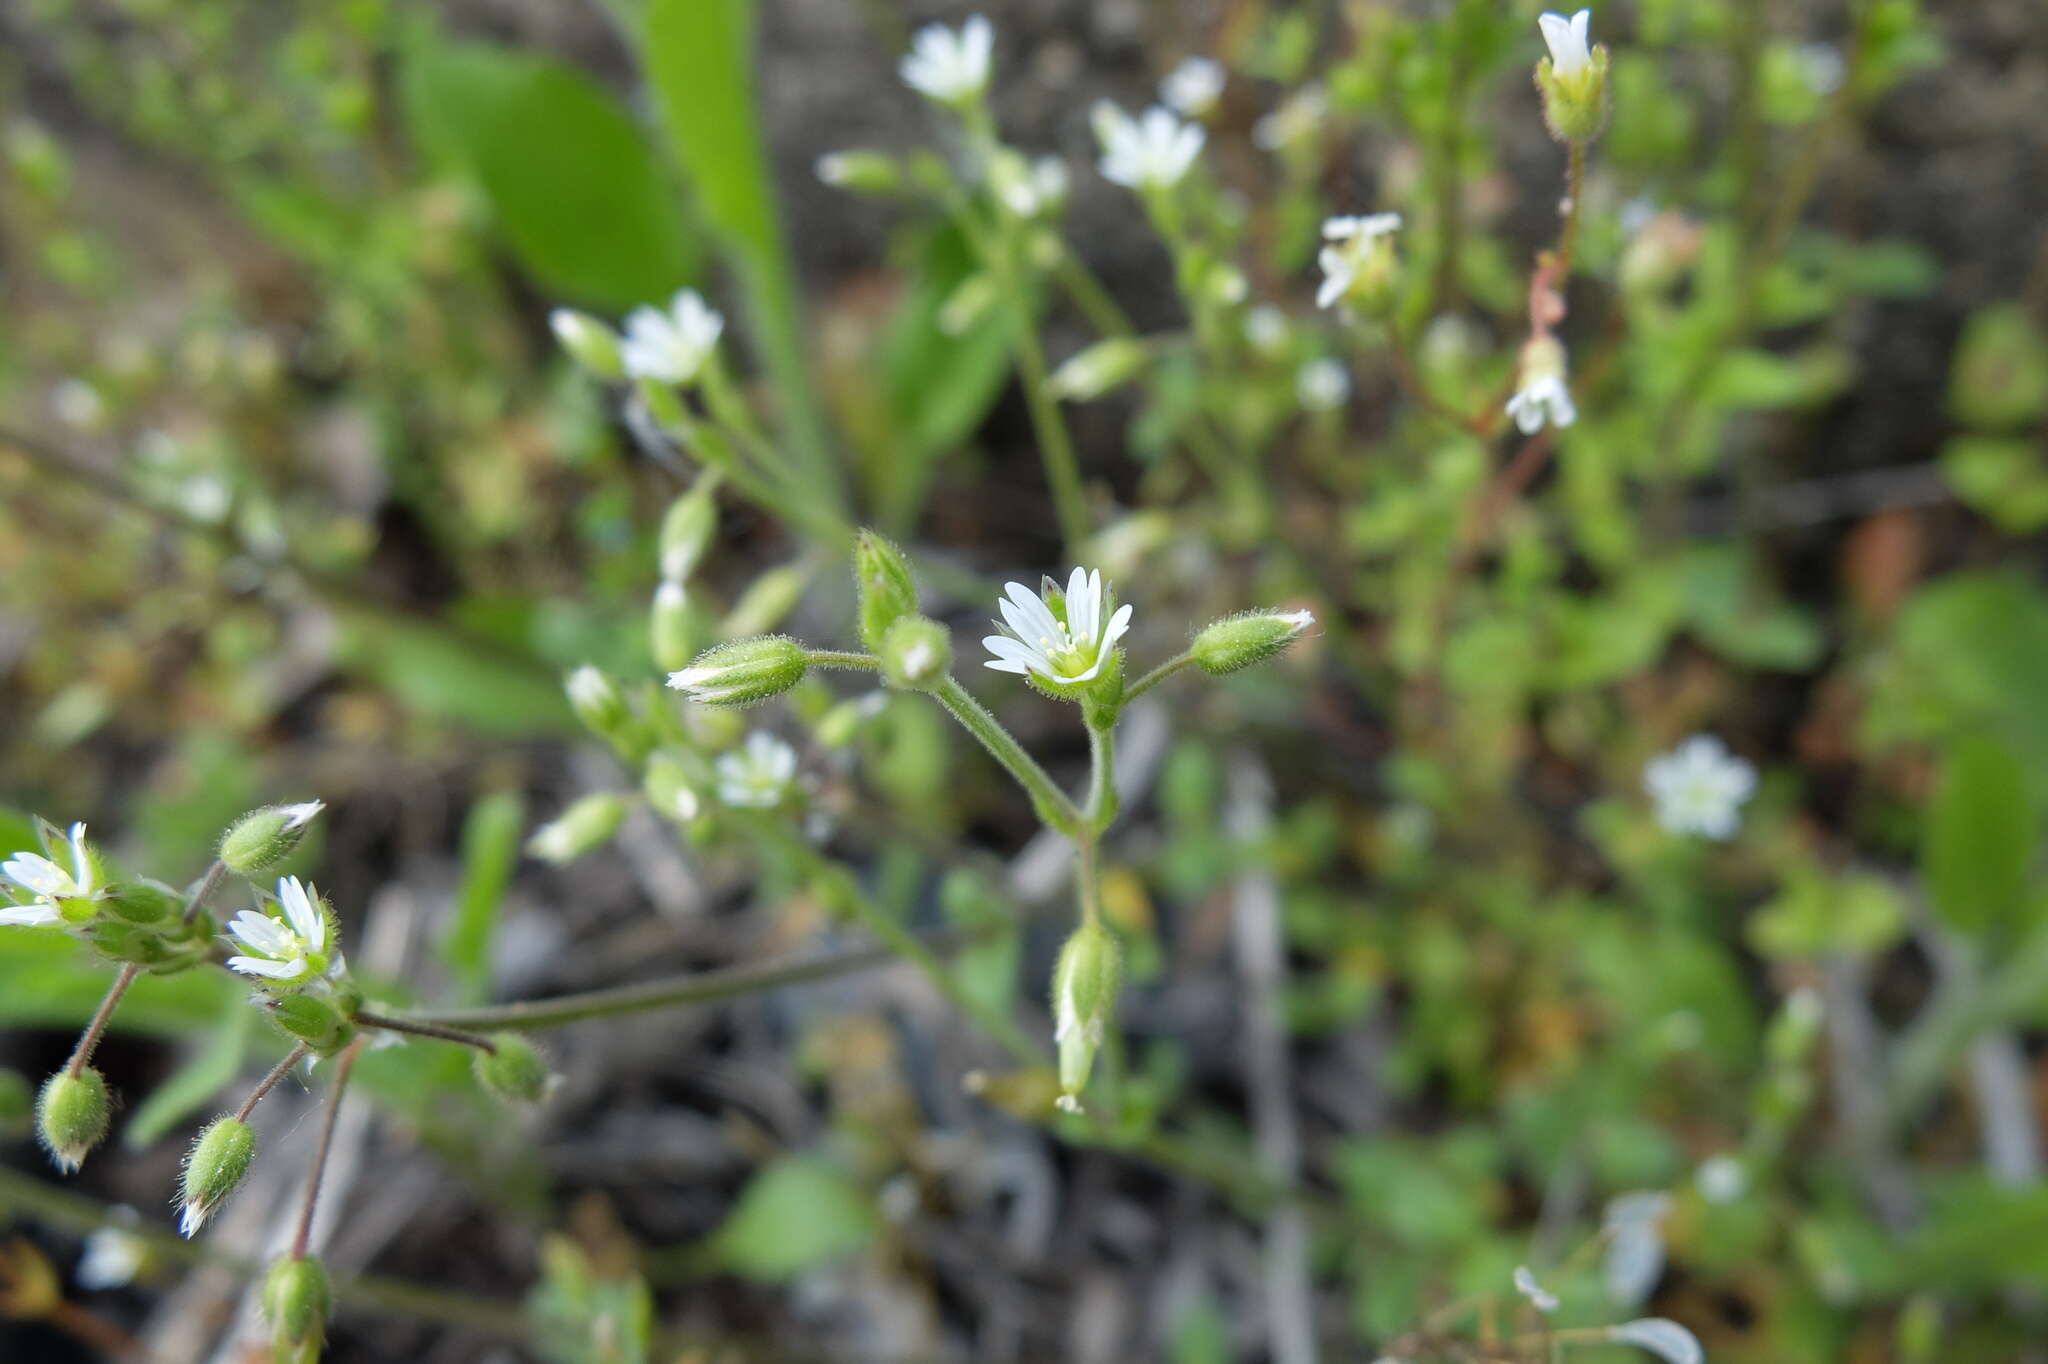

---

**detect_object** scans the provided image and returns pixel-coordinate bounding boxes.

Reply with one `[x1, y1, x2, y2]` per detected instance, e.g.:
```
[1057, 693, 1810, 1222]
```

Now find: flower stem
[1121, 652, 1194, 705]
[1084, 721, 1118, 835]
[64, 964, 140, 1078]
[290, 1037, 364, 1262]
[1557, 140, 1586, 275]
[350, 1011, 498, 1054]
[180, 859, 228, 926]
[234, 1043, 310, 1122]
[930, 677, 1081, 832]
[804, 649, 882, 671]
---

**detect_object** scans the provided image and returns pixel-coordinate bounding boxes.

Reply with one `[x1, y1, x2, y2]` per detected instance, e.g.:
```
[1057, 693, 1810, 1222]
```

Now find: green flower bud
[474, 1034, 552, 1104]
[1766, 986, 1824, 1069]
[267, 994, 358, 1057]
[179, 1116, 256, 1237]
[658, 479, 720, 583]
[0, 1067, 33, 1137]
[102, 878, 181, 926]
[880, 616, 953, 691]
[564, 667, 632, 744]
[642, 752, 705, 825]
[854, 531, 920, 651]
[815, 149, 905, 195]
[219, 802, 324, 877]
[666, 636, 808, 707]
[263, 1255, 331, 1364]
[1534, 10, 1610, 145]
[650, 581, 700, 674]
[721, 565, 808, 639]
[939, 272, 1000, 336]
[1190, 608, 1316, 676]
[526, 793, 630, 865]
[37, 1067, 110, 1173]
[1048, 337, 1150, 402]
[549, 308, 624, 381]
[1050, 922, 1121, 1113]
[815, 694, 883, 749]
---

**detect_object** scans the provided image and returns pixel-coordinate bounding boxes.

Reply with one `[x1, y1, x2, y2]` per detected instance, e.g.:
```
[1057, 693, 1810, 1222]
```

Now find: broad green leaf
[1748, 866, 1906, 959]
[124, 1004, 254, 1149]
[705, 1155, 877, 1281]
[1922, 736, 2036, 936]
[1948, 303, 2048, 431]
[1940, 435, 2048, 534]
[402, 31, 695, 311]
[0, 932, 237, 1035]
[440, 790, 527, 1003]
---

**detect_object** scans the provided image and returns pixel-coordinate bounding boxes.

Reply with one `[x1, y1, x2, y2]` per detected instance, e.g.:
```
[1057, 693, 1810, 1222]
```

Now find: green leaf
[332, 612, 571, 738]
[1922, 736, 2036, 936]
[0, 933, 237, 1035]
[705, 1155, 877, 1281]
[440, 790, 528, 1003]
[401, 30, 695, 311]
[1940, 434, 2048, 534]
[124, 1004, 254, 1149]
[1948, 303, 2048, 431]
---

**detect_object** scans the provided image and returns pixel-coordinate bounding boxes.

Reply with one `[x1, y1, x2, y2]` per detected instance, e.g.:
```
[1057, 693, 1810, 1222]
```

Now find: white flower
[1607, 1318, 1704, 1364]
[1245, 306, 1289, 354]
[1316, 212, 1402, 310]
[52, 378, 106, 429]
[1094, 103, 1204, 190]
[717, 732, 800, 809]
[1695, 1154, 1748, 1205]
[1798, 43, 1846, 96]
[619, 290, 724, 386]
[1644, 735, 1757, 840]
[1539, 10, 1595, 78]
[1602, 1191, 1673, 1306]
[1513, 1265, 1559, 1314]
[77, 1222, 147, 1290]
[900, 15, 993, 104]
[1297, 358, 1351, 413]
[995, 153, 1070, 218]
[982, 567, 1133, 688]
[279, 801, 324, 831]
[1252, 85, 1326, 151]
[2, 822, 102, 928]
[1505, 375, 1577, 434]
[224, 877, 332, 984]
[1160, 57, 1225, 118]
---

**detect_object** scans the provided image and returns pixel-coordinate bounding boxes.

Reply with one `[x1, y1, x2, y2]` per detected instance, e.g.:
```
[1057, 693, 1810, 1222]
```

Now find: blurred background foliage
[3, 0, 2048, 1361]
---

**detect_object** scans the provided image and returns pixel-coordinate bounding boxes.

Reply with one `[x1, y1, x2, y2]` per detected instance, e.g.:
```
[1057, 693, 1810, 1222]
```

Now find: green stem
[805, 650, 882, 672]
[930, 676, 1081, 831]
[64, 964, 139, 1078]
[1052, 248, 1137, 338]
[1122, 652, 1195, 705]
[291, 1037, 365, 1261]
[180, 859, 228, 926]
[235, 1043, 310, 1122]
[1007, 286, 1093, 557]
[350, 1011, 497, 1054]
[1557, 140, 1586, 276]
[1084, 721, 1118, 835]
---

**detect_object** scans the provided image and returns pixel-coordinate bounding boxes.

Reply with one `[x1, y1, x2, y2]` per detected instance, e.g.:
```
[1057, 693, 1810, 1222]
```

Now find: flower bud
[815, 694, 884, 749]
[1050, 922, 1121, 1113]
[102, 879, 182, 926]
[525, 793, 630, 865]
[854, 531, 920, 650]
[549, 309, 624, 381]
[564, 667, 632, 744]
[474, 1034, 552, 1104]
[667, 636, 808, 707]
[1191, 609, 1316, 676]
[643, 752, 706, 826]
[658, 479, 720, 583]
[1767, 986, 1824, 1068]
[651, 581, 700, 674]
[880, 616, 953, 691]
[219, 802, 324, 877]
[37, 1067, 110, 1172]
[179, 1116, 256, 1237]
[815, 149, 904, 194]
[0, 1067, 33, 1137]
[263, 1255, 331, 1364]
[1048, 337, 1150, 402]
[1534, 9, 1610, 145]
[267, 994, 358, 1057]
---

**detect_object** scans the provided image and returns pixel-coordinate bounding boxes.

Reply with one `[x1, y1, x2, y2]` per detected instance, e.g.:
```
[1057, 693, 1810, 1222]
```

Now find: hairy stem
[350, 1011, 498, 1054]
[291, 1037, 365, 1262]
[180, 859, 228, 926]
[804, 649, 883, 671]
[234, 1043, 311, 1122]
[1122, 653, 1194, 705]
[64, 964, 140, 1078]
[930, 676, 1081, 832]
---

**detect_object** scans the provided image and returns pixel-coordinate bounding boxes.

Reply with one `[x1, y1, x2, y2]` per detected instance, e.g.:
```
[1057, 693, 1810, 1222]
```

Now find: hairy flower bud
[1534, 9, 1610, 144]
[1050, 922, 1121, 1113]
[263, 1255, 331, 1364]
[38, 1067, 110, 1173]
[564, 667, 632, 746]
[1191, 609, 1316, 676]
[881, 616, 953, 691]
[650, 581, 700, 675]
[179, 1116, 256, 1237]
[667, 637, 809, 707]
[549, 309, 625, 381]
[267, 994, 358, 1057]
[1048, 337, 1150, 402]
[854, 531, 920, 651]
[642, 752, 706, 826]
[525, 794, 630, 865]
[816, 149, 904, 194]
[474, 1034, 552, 1104]
[658, 480, 720, 583]
[219, 802, 324, 877]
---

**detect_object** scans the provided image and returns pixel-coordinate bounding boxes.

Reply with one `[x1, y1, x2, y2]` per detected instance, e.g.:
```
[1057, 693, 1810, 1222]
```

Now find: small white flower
[1505, 374, 1577, 434]
[982, 567, 1134, 688]
[619, 290, 724, 386]
[2, 822, 102, 927]
[1297, 358, 1351, 413]
[1513, 1265, 1560, 1314]
[1607, 1318, 1704, 1364]
[1603, 1191, 1673, 1306]
[1245, 306, 1289, 354]
[1644, 735, 1757, 840]
[1094, 103, 1204, 191]
[1695, 1154, 1748, 1205]
[1316, 212, 1402, 310]
[566, 666, 615, 717]
[77, 1221, 147, 1291]
[52, 379, 106, 429]
[1160, 57, 1225, 118]
[1252, 85, 1326, 151]
[280, 801, 324, 831]
[900, 15, 994, 104]
[224, 877, 332, 985]
[996, 154, 1070, 218]
[1798, 43, 1846, 97]
[1539, 10, 1595, 78]
[717, 732, 800, 809]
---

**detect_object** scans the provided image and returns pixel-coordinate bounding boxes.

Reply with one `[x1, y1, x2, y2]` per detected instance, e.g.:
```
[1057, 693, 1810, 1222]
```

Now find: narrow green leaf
[440, 790, 528, 1003]
[1923, 736, 2036, 935]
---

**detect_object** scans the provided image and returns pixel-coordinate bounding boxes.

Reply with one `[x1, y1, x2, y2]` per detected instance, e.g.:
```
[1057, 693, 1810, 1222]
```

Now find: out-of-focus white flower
[52, 379, 106, 429]
[1252, 85, 1326, 151]
[1160, 57, 1225, 118]
[1245, 306, 1289, 354]
[717, 731, 799, 809]
[1316, 212, 1402, 310]
[77, 1220, 147, 1290]
[1513, 1265, 1560, 1313]
[1695, 1154, 1749, 1205]
[1603, 1191, 1673, 1306]
[620, 290, 724, 386]
[1539, 9, 1595, 79]
[1798, 42, 1846, 96]
[224, 877, 332, 985]
[1297, 358, 1351, 413]
[1607, 1318, 1704, 1364]
[900, 15, 994, 105]
[1506, 374, 1577, 434]
[1093, 103, 1204, 190]
[982, 568, 1133, 688]
[995, 153, 1070, 218]
[2, 822, 102, 927]
[1644, 735, 1757, 840]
